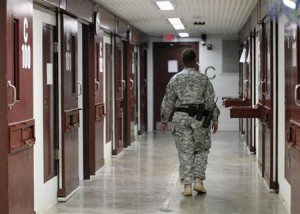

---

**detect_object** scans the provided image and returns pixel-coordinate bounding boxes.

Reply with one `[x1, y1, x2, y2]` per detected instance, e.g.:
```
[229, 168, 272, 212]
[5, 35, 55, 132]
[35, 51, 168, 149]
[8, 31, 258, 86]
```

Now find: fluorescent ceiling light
[179, 33, 189, 37]
[156, 1, 174, 10]
[168, 18, 182, 25]
[172, 24, 185, 30]
[283, 0, 296, 9]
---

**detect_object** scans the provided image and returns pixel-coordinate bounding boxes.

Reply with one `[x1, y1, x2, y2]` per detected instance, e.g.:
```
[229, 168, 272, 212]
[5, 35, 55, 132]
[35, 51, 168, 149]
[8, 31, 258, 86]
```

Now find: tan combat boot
[193, 178, 206, 194]
[181, 184, 192, 196]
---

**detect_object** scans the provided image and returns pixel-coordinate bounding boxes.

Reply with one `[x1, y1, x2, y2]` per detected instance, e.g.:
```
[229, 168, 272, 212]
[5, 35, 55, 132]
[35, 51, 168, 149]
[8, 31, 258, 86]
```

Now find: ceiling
[95, 0, 259, 38]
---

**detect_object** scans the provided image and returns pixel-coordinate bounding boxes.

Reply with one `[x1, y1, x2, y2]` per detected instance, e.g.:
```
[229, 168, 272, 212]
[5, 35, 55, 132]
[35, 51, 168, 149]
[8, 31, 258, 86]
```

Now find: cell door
[246, 37, 255, 152]
[113, 36, 124, 155]
[58, 14, 80, 198]
[255, 26, 265, 177]
[6, 0, 35, 213]
[263, 17, 277, 190]
[0, 1, 8, 212]
[124, 42, 136, 147]
[139, 46, 147, 134]
[93, 31, 105, 172]
[285, 22, 300, 213]
[251, 34, 257, 154]
[242, 41, 251, 150]
[43, 24, 57, 182]
[105, 42, 113, 144]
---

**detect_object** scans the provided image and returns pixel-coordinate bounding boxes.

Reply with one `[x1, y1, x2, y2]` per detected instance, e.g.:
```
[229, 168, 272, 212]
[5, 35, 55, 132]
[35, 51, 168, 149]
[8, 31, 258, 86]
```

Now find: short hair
[182, 49, 196, 65]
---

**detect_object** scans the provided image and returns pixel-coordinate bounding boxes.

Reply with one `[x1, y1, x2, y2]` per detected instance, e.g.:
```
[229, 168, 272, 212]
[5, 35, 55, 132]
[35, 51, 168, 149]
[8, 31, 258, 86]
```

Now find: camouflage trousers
[172, 113, 211, 185]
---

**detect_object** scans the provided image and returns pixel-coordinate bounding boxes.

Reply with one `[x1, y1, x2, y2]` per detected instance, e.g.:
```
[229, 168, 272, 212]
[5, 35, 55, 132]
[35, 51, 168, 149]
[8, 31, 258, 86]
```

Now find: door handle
[258, 81, 262, 94]
[122, 80, 126, 90]
[295, 84, 300, 107]
[288, 142, 295, 149]
[7, 81, 17, 110]
[130, 78, 134, 90]
[258, 80, 267, 96]
[76, 82, 82, 97]
[95, 79, 100, 94]
[243, 79, 249, 89]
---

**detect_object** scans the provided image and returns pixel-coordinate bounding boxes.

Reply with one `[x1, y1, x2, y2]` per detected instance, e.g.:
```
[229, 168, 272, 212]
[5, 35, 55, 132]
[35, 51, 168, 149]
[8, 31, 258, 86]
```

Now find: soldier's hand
[211, 124, 218, 134]
[161, 123, 168, 133]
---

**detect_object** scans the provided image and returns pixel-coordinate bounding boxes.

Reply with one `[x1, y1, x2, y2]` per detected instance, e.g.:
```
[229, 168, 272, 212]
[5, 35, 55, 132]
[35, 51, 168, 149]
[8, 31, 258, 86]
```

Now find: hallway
[44, 131, 287, 214]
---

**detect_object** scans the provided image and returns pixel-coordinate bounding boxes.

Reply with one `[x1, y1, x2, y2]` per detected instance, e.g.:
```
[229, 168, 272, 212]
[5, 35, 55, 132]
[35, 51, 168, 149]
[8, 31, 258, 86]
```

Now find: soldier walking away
[160, 48, 220, 196]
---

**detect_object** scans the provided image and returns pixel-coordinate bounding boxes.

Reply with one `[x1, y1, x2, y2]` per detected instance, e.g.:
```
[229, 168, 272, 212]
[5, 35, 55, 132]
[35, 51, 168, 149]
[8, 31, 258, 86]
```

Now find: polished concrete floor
[45, 131, 288, 214]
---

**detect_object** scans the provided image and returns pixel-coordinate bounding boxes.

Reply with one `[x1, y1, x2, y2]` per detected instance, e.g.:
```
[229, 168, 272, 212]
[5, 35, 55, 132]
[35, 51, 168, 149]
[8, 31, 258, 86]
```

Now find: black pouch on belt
[187, 105, 198, 117]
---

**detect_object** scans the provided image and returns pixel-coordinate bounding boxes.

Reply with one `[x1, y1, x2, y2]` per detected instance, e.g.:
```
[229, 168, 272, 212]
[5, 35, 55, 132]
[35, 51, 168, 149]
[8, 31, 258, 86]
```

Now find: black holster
[176, 104, 205, 120]
[196, 104, 205, 121]
[202, 111, 212, 128]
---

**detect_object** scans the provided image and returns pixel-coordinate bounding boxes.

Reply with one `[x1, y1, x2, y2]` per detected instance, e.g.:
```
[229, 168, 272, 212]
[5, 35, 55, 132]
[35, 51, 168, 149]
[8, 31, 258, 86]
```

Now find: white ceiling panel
[95, 0, 258, 37]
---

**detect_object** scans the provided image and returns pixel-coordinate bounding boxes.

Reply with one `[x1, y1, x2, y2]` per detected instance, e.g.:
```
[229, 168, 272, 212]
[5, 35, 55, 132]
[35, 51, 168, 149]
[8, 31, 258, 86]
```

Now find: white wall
[277, 14, 291, 212]
[199, 37, 239, 131]
[147, 37, 239, 131]
[33, 6, 58, 213]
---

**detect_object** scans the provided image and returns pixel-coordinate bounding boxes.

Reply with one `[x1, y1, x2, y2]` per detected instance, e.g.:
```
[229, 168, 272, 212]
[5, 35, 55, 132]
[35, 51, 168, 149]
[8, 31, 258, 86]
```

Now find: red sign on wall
[163, 33, 176, 42]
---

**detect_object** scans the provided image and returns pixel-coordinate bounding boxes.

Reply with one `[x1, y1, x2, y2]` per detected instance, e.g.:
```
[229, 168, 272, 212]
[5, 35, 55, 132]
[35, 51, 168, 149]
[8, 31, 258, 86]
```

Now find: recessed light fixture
[168, 18, 182, 25]
[179, 33, 189, 38]
[283, 0, 296, 9]
[156, 1, 174, 10]
[173, 24, 185, 30]
[168, 18, 185, 30]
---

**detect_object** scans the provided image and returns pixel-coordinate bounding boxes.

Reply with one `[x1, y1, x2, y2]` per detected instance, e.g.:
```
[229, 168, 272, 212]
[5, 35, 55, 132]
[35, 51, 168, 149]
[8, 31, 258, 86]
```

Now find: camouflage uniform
[161, 67, 220, 185]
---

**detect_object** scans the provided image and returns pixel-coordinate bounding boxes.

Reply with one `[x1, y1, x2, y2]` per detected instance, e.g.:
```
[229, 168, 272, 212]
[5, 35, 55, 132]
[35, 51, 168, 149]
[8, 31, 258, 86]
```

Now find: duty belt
[176, 104, 213, 128]
[176, 104, 204, 117]
[176, 107, 192, 114]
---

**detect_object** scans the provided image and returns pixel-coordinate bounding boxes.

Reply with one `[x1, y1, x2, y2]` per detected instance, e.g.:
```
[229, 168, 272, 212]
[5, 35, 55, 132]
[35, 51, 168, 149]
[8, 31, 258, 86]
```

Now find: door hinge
[54, 42, 59, 53]
[55, 149, 60, 160]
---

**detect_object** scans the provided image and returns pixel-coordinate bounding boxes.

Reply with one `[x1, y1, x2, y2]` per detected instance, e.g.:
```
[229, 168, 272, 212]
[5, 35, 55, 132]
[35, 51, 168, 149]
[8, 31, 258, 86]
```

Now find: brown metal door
[43, 24, 57, 182]
[246, 37, 255, 152]
[139, 46, 147, 133]
[0, 1, 9, 212]
[6, 0, 35, 213]
[82, 23, 93, 179]
[113, 36, 123, 155]
[105, 43, 113, 143]
[243, 41, 251, 150]
[153, 42, 199, 129]
[58, 14, 80, 198]
[238, 60, 245, 135]
[262, 17, 277, 190]
[94, 32, 105, 172]
[256, 26, 265, 177]
[285, 23, 300, 213]
[124, 42, 136, 147]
